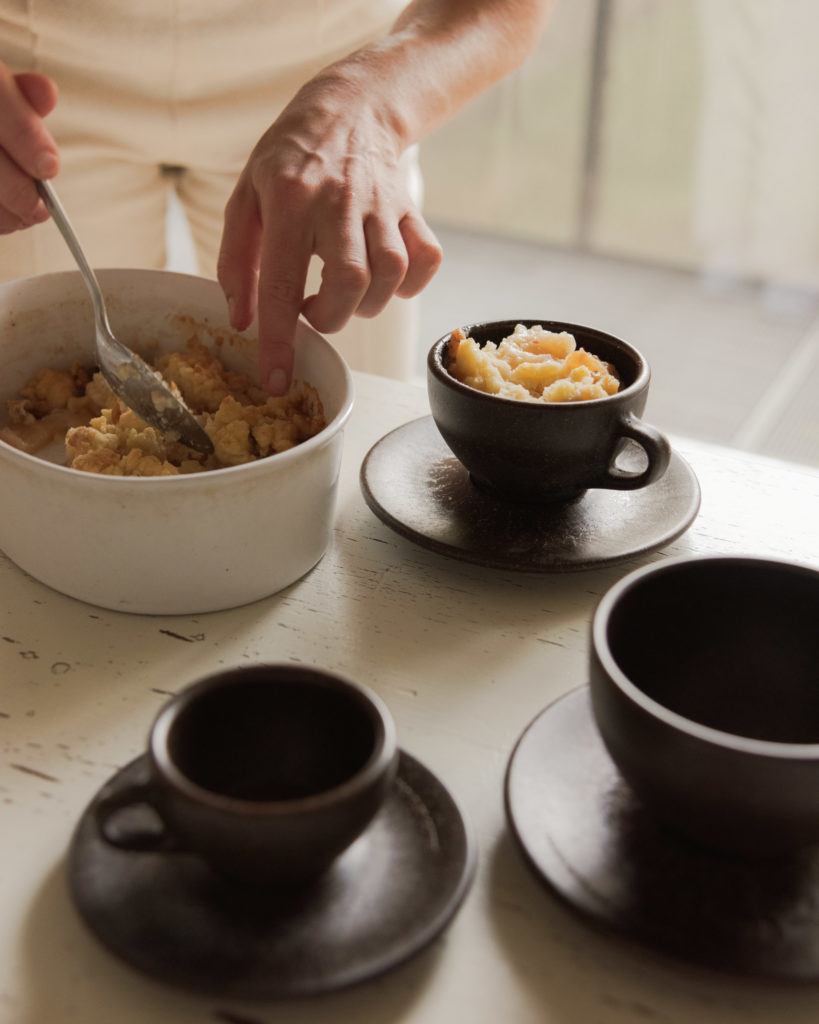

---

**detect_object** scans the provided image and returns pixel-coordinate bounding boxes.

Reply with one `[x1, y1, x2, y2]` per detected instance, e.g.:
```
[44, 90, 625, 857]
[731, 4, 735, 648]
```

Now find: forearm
[311, 0, 554, 149]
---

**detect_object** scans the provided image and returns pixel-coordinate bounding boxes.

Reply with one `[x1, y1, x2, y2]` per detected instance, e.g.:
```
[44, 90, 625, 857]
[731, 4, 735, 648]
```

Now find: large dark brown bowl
[428, 319, 670, 504]
[590, 555, 819, 857]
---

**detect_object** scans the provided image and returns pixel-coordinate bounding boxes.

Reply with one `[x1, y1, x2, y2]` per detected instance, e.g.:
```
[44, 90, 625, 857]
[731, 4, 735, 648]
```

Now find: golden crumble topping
[1, 338, 326, 476]
[155, 339, 267, 412]
[446, 324, 620, 403]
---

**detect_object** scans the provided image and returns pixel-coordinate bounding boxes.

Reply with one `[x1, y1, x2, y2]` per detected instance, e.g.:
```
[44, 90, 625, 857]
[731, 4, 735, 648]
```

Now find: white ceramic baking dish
[0, 269, 354, 614]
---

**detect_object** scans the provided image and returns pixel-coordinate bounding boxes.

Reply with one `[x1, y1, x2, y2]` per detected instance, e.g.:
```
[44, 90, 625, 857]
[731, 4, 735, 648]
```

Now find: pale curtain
[694, 0, 819, 290]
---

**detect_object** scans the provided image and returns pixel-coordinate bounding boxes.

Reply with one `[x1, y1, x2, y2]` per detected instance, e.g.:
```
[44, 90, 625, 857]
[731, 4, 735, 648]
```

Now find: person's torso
[0, 1, 408, 99]
[0, 1, 409, 165]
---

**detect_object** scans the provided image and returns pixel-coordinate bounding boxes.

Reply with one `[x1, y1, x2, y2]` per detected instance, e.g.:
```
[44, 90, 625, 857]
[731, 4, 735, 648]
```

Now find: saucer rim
[504, 684, 819, 982]
[68, 748, 477, 1000]
[360, 415, 701, 574]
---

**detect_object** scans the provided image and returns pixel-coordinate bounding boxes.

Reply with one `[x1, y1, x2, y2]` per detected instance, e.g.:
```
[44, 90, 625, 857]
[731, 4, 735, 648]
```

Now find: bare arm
[218, 0, 553, 393]
[337, 0, 553, 146]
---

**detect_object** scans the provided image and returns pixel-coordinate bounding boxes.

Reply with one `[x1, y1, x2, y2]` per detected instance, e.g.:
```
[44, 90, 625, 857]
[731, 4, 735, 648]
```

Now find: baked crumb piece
[65, 405, 183, 476]
[205, 382, 326, 466]
[0, 364, 105, 454]
[19, 365, 89, 415]
[2, 338, 326, 475]
[155, 338, 267, 412]
[447, 323, 620, 403]
[83, 372, 119, 414]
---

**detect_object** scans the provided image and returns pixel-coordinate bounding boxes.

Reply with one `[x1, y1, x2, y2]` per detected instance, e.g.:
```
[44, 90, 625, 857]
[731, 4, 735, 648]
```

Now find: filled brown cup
[428, 319, 671, 504]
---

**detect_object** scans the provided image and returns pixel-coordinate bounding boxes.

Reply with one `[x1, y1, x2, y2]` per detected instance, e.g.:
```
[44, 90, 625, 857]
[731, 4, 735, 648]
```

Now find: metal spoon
[35, 179, 214, 455]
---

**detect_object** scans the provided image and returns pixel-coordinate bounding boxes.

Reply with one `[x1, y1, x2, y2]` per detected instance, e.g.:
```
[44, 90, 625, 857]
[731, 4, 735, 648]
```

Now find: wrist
[310, 44, 417, 152]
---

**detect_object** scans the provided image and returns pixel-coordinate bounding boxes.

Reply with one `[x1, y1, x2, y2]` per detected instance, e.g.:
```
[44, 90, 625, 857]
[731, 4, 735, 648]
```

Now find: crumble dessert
[446, 324, 620, 402]
[0, 338, 326, 476]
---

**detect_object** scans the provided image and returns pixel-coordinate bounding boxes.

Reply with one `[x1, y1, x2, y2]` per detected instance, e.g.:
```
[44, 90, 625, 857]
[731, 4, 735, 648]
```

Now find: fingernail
[267, 369, 288, 395]
[36, 153, 58, 179]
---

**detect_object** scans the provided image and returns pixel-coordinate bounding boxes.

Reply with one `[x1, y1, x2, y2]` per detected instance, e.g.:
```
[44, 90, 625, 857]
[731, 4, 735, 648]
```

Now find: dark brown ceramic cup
[94, 665, 398, 885]
[428, 320, 671, 503]
[590, 555, 819, 857]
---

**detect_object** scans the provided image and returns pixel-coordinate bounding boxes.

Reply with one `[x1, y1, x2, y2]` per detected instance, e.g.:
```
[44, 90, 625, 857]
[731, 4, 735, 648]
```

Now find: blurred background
[170, 0, 819, 467]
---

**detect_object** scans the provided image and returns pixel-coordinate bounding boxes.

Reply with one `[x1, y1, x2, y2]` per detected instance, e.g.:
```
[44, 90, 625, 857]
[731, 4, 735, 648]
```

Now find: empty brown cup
[590, 555, 819, 857]
[427, 319, 671, 504]
[94, 665, 398, 885]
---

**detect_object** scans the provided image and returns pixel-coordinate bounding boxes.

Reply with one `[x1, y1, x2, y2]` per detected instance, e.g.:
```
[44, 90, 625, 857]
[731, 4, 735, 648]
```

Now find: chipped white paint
[0, 372, 817, 1024]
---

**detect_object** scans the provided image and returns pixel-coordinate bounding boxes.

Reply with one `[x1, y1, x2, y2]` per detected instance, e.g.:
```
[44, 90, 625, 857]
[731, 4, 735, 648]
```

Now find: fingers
[301, 214, 370, 333]
[0, 207, 32, 234]
[396, 210, 443, 298]
[303, 204, 438, 329]
[355, 214, 409, 319]
[0, 148, 49, 229]
[0, 65, 59, 179]
[224, 154, 442, 397]
[256, 187, 313, 395]
[14, 72, 59, 119]
[0, 68, 59, 234]
[217, 182, 262, 331]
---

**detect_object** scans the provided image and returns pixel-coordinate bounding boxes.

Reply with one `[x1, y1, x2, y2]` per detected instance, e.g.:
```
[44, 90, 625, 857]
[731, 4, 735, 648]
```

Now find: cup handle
[600, 412, 671, 490]
[94, 772, 183, 853]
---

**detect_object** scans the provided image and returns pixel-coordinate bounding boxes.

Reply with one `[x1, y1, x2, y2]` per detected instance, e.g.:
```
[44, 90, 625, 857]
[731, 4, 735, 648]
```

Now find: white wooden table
[1, 372, 818, 1024]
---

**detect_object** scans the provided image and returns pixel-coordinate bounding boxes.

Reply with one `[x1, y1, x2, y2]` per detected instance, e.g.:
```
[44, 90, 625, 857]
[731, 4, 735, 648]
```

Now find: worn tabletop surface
[1, 372, 818, 1024]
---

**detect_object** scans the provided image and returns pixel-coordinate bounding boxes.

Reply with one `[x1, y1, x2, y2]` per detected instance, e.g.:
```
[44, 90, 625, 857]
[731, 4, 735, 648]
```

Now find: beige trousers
[0, 0, 418, 380]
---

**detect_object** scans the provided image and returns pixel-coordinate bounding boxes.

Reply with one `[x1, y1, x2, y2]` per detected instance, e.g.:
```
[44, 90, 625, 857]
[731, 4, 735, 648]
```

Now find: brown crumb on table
[2, 338, 326, 476]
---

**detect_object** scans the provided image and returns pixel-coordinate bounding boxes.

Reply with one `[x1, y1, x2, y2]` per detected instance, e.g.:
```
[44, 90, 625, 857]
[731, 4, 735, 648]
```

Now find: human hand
[0, 64, 60, 233]
[217, 70, 442, 395]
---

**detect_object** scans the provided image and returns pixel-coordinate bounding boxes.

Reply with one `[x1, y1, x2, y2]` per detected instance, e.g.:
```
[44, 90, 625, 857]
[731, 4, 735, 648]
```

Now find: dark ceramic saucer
[505, 686, 819, 980]
[69, 750, 475, 999]
[360, 416, 700, 572]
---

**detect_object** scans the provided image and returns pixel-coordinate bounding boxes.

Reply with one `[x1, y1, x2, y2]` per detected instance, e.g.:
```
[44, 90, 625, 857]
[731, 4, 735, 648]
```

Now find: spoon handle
[35, 179, 111, 334]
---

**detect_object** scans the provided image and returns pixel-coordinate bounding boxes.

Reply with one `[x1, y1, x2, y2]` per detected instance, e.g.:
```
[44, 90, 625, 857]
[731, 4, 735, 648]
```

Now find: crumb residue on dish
[446, 324, 620, 402]
[0, 338, 326, 476]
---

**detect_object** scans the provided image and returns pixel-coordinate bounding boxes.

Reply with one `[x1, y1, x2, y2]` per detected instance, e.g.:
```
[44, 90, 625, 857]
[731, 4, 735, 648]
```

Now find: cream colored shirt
[0, 1, 409, 166]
